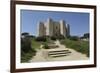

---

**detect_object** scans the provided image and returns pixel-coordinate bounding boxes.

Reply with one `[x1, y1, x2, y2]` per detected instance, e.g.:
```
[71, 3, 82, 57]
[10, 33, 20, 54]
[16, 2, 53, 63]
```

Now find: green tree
[21, 32, 36, 62]
[68, 36, 79, 41]
[83, 33, 89, 38]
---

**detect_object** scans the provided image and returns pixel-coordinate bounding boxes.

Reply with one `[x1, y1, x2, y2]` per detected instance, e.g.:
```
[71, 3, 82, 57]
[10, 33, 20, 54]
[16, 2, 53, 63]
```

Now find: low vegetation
[21, 32, 89, 62]
[31, 38, 41, 50]
[42, 43, 50, 49]
[60, 38, 89, 57]
[21, 33, 36, 63]
[21, 34, 54, 62]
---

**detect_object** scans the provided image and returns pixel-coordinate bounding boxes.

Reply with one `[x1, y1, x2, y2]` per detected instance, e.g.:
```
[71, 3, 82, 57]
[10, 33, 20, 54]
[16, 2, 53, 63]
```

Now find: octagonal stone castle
[38, 18, 70, 37]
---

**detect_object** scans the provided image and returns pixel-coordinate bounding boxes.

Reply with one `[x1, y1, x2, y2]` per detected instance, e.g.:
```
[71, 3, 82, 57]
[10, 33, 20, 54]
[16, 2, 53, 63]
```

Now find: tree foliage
[21, 32, 36, 62]
[42, 43, 50, 49]
[35, 36, 47, 42]
[68, 36, 79, 41]
[21, 32, 29, 37]
[83, 33, 89, 38]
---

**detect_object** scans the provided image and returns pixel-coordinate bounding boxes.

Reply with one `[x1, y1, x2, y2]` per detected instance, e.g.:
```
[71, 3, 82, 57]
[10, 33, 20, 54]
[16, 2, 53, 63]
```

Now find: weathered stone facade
[38, 18, 70, 37]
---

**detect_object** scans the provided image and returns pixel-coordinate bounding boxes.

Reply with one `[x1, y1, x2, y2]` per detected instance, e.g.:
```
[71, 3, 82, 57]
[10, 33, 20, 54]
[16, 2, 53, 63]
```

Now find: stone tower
[46, 18, 54, 36]
[60, 20, 67, 37]
[38, 18, 70, 37]
[38, 22, 46, 37]
[66, 24, 70, 37]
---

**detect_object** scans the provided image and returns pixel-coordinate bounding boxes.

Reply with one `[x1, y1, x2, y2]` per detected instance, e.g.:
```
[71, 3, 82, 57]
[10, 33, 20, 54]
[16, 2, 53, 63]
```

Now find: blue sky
[21, 10, 89, 37]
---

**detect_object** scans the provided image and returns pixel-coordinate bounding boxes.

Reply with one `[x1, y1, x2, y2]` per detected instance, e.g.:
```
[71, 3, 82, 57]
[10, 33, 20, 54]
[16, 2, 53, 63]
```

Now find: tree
[68, 36, 79, 41]
[21, 32, 29, 36]
[83, 33, 89, 38]
[50, 36, 56, 40]
[21, 32, 36, 53]
[35, 36, 47, 42]
[21, 37, 32, 53]
[21, 32, 36, 62]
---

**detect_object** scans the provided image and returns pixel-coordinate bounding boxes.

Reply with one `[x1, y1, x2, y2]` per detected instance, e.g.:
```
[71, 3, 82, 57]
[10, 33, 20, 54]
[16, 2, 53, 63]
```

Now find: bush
[21, 37, 32, 53]
[35, 36, 47, 42]
[50, 35, 65, 40]
[58, 35, 65, 39]
[21, 33, 37, 62]
[43, 43, 50, 49]
[68, 36, 79, 41]
[50, 36, 56, 40]
[21, 50, 36, 63]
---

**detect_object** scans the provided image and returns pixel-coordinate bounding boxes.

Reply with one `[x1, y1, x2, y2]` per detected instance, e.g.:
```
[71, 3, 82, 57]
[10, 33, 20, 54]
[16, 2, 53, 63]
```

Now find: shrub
[21, 37, 32, 53]
[35, 36, 47, 42]
[50, 36, 56, 40]
[50, 35, 65, 40]
[43, 43, 50, 49]
[68, 36, 79, 41]
[21, 50, 36, 63]
[58, 35, 65, 39]
[21, 33, 36, 62]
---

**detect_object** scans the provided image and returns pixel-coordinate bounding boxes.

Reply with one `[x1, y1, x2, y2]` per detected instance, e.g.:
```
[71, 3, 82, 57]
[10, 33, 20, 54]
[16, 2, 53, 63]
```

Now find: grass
[31, 38, 41, 50]
[60, 39, 89, 57]
[31, 38, 55, 49]
[21, 49, 36, 63]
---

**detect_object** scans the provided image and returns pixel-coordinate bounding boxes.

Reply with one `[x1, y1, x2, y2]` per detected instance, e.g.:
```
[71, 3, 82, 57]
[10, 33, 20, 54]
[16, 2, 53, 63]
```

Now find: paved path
[29, 40, 88, 62]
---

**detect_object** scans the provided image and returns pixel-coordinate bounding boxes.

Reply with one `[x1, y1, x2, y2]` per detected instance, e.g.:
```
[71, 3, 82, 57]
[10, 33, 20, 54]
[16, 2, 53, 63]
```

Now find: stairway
[42, 40, 71, 58]
[48, 50, 71, 57]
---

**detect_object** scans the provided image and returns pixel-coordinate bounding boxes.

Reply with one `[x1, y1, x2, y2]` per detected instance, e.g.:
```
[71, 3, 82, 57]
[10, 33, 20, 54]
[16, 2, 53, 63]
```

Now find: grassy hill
[60, 38, 89, 57]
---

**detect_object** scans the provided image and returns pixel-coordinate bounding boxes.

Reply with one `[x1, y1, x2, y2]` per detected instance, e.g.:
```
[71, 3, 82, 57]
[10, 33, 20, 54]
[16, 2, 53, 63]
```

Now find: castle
[38, 18, 70, 37]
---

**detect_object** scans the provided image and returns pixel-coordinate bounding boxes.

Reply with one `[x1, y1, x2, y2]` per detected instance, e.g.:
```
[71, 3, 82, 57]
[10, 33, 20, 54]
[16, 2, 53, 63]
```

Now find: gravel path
[29, 40, 88, 62]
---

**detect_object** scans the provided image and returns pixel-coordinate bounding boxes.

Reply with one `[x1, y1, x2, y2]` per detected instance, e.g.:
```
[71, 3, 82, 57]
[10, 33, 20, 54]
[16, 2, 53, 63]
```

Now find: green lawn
[31, 38, 55, 49]
[60, 39, 89, 57]
[31, 38, 41, 50]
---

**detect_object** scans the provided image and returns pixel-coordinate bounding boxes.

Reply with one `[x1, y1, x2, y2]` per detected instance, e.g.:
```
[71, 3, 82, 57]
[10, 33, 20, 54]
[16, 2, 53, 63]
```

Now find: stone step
[48, 53, 68, 57]
[48, 51, 71, 55]
[48, 50, 69, 53]
[47, 50, 71, 57]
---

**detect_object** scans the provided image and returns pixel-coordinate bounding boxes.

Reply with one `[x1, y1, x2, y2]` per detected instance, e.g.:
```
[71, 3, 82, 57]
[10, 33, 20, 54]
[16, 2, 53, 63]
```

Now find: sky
[21, 9, 89, 37]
